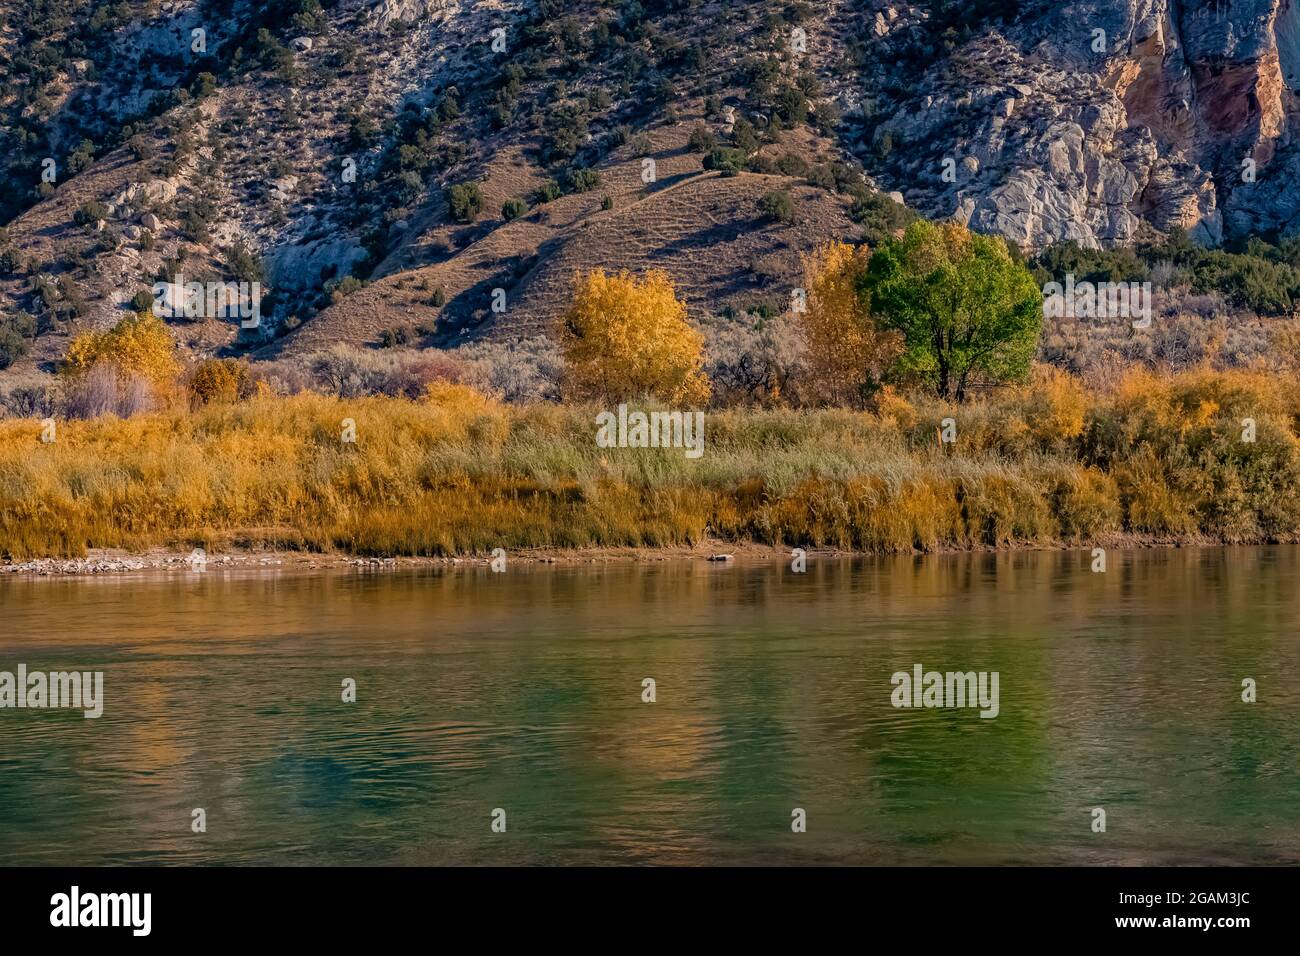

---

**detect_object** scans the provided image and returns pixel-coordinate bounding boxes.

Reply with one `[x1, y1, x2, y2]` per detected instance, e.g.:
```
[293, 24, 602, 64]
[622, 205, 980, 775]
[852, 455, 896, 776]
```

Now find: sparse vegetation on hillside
[1033, 231, 1300, 316]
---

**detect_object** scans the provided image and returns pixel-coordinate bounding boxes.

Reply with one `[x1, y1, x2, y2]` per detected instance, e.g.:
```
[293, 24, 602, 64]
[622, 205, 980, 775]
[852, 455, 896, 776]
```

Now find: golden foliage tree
[63, 312, 181, 385]
[799, 240, 900, 407]
[558, 269, 710, 405]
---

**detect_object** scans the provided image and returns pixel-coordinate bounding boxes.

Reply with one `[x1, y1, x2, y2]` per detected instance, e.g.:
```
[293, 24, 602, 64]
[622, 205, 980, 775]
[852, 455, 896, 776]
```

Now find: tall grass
[3, 370, 1299, 559]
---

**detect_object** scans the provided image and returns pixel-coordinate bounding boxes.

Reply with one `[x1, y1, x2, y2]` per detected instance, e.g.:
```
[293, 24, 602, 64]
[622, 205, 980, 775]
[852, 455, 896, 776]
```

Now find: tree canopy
[860, 220, 1041, 401]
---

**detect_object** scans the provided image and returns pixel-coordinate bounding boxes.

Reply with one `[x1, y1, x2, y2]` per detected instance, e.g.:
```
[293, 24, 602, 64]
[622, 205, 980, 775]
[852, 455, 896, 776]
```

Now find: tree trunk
[934, 326, 950, 399]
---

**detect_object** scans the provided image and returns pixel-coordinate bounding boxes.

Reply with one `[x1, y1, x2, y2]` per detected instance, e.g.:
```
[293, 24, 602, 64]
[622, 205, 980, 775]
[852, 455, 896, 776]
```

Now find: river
[1, 547, 1297, 864]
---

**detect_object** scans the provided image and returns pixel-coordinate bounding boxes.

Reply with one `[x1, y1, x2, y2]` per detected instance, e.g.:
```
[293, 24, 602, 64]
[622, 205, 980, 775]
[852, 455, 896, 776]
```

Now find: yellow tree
[63, 311, 181, 385]
[800, 240, 900, 407]
[558, 269, 710, 405]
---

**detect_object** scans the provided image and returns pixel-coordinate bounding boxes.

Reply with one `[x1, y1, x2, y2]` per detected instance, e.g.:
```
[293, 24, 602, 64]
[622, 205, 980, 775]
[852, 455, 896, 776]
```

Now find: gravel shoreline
[0, 540, 804, 577]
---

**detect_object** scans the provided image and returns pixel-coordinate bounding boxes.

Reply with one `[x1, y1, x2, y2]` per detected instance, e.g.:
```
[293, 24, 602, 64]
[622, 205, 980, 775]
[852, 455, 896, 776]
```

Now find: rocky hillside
[2, 0, 1300, 391]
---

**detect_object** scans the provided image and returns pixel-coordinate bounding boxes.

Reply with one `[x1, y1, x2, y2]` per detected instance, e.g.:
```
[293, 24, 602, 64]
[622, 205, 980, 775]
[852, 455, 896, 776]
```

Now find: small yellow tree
[188, 358, 254, 405]
[558, 269, 710, 405]
[63, 312, 181, 385]
[799, 240, 900, 407]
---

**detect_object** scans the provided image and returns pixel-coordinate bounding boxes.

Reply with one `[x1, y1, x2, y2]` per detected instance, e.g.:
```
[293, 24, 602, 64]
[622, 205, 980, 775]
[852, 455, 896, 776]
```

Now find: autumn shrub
[1084, 368, 1300, 538]
[188, 358, 256, 405]
[1047, 466, 1122, 540]
[451, 335, 560, 402]
[908, 366, 1089, 456]
[62, 312, 180, 386]
[58, 312, 180, 417]
[1022, 366, 1089, 448]
[703, 311, 805, 408]
[61, 362, 162, 419]
[306, 345, 462, 399]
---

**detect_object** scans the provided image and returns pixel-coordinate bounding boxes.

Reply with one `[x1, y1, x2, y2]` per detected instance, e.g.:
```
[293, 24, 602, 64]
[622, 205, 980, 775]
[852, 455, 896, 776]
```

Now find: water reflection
[0, 547, 1297, 864]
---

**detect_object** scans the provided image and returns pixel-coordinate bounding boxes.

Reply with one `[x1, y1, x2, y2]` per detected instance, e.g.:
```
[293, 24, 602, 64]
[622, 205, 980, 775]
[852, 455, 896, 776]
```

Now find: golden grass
[3, 369, 1300, 559]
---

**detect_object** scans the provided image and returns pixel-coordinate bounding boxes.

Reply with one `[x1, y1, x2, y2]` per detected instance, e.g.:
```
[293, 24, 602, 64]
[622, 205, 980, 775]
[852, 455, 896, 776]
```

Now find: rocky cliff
[858, 0, 1300, 249]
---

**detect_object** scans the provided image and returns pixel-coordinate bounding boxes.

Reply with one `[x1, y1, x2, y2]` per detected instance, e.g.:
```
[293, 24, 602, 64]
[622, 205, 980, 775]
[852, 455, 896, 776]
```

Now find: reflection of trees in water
[3, 548, 1299, 863]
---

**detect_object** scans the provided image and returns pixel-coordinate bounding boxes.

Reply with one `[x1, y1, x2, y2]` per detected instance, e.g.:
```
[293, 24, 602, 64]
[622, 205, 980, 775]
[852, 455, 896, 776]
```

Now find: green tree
[860, 220, 1041, 402]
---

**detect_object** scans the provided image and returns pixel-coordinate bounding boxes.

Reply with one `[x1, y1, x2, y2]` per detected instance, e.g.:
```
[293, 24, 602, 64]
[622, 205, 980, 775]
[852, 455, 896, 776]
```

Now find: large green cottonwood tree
[860, 220, 1042, 402]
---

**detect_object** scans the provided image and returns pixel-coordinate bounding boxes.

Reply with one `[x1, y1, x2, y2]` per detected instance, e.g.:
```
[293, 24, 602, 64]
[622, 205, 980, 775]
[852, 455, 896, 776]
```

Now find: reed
[2, 370, 1298, 559]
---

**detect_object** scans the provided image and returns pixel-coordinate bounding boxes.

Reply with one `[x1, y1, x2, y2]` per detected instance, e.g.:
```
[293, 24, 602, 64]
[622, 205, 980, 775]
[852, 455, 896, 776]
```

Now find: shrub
[703, 146, 747, 175]
[703, 311, 805, 407]
[771, 84, 809, 125]
[535, 180, 563, 203]
[225, 242, 265, 284]
[558, 269, 710, 405]
[62, 362, 162, 419]
[1080, 368, 1300, 538]
[450, 335, 561, 402]
[62, 312, 180, 386]
[328, 276, 364, 303]
[687, 126, 717, 152]
[776, 154, 810, 177]
[851, 190, 919, 245]
[0, 309, 36, 370]
[307, 345, 462, 398]
[0, 327, 29, 370]
[188, 358, 255, 405]
[0, 246, 26, 275]
[446, 181, 483, 222]
[0, 382, 55, 418]
[1050, 467, 1122, 540]
[74, 201, 109, 226]
[191, 72, 217, 99]
[731, 117, 759, 153]
[566, 167, 600, 192]
[759, 189, 795, 224]
[502, 197, 529, 220]
[1022, 366, 1088, 449]
[379, 325, 411, 348]
[67, 139, 96, 173]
